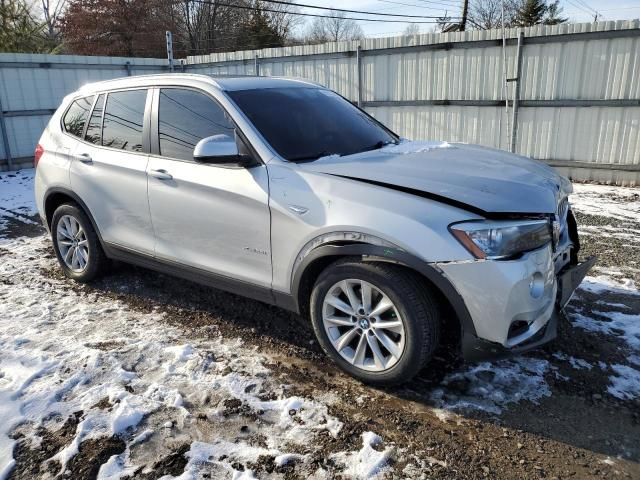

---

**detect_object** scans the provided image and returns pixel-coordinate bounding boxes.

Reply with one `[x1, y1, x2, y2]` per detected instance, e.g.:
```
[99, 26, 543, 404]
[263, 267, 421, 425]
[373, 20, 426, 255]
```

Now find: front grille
[557, 197, 569, 232]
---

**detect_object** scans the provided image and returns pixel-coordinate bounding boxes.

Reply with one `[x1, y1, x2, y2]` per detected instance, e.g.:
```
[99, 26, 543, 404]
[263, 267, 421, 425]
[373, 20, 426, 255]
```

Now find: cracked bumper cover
[438, 249, 596, 362]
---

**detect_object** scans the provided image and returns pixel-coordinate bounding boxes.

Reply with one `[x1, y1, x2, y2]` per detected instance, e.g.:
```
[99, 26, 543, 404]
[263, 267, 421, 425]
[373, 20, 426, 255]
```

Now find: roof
[75, 73, 321, 96]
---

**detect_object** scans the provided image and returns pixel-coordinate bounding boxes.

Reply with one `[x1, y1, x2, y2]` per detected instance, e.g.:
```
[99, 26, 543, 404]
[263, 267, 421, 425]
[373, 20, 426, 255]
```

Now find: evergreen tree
[513, 0, 567, 27]
[237, 4, 284, 50]
[0, 0, 50, 52]
[544, 0, 568, 25]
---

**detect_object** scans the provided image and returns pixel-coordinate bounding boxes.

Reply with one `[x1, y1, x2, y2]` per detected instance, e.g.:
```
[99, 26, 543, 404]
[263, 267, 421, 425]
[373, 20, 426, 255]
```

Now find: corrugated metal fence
[1, 20, 639, 184]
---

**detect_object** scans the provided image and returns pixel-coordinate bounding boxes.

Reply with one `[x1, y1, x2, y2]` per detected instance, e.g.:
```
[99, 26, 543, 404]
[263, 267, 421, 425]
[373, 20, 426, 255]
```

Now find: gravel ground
[1, 171, 639, 479]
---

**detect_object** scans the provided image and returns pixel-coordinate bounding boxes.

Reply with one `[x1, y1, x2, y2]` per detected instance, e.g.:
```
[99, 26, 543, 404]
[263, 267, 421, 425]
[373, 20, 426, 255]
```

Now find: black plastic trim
[290, 243, 477, 338]
[461, 309, 560, 362]
[103, 242, 297, 310]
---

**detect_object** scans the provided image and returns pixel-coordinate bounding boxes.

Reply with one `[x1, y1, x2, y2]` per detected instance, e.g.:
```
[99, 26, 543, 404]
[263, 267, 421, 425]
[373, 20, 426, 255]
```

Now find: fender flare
[43, 187, 105, 247]
[290, 242, 477, 338]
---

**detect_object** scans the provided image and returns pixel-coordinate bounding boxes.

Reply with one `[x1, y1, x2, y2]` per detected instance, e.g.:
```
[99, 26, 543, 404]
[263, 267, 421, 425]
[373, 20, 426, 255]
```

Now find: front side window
[63, 96, 94, 138]
[102, 89, 147, 152]
[227, 87, 398, 161]
[158, 88, 235, 161]
[85, 93, 105, 145]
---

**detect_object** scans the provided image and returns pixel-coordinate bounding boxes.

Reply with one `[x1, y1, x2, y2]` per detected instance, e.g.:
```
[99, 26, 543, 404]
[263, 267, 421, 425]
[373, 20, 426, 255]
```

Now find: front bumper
[437, 246, 596, 362]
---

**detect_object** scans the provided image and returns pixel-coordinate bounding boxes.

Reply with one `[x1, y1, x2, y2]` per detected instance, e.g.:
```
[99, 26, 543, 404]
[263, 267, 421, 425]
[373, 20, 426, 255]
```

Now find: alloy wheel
[56, 214, 89, 272]
[322, 279, 406, 372]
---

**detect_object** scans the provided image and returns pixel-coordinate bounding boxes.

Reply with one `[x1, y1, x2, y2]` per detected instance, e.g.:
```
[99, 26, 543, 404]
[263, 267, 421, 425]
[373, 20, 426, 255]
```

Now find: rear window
[85, 93, 105, 145]
[63, 96, 94, 138]
[102, 89, 147, 152]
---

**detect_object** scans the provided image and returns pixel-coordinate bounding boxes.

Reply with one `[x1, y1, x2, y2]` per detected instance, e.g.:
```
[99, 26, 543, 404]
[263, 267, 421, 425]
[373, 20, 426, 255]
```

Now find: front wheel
[310, 259, 440, 386]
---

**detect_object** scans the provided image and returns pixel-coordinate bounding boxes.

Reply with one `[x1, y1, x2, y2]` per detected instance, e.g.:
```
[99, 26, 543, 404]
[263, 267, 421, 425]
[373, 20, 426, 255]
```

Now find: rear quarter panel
[34, 105, 75, 225]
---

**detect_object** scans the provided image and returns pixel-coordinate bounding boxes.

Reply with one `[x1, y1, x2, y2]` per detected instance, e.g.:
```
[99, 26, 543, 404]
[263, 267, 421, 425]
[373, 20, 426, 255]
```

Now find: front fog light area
[529, 272, 544, 298]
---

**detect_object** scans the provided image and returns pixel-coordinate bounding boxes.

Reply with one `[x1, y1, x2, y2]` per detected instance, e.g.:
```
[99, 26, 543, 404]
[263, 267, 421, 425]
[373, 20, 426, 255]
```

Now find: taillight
[34, 144, 44, 168]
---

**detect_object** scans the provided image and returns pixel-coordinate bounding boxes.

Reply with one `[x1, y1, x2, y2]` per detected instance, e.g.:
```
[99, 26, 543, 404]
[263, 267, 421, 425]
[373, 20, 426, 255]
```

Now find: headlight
[450, 219, 552, 260]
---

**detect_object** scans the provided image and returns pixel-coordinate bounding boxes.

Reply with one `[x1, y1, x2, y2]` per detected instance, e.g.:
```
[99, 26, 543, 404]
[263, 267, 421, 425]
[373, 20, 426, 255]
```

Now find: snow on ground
[430, 358, 551, 415]
[0, 170, 37, 236]
[330, 432, 392, 479]
[0, 236, 350, 479]
[568, 274, 640, 401]
[571, 183, 640, 222]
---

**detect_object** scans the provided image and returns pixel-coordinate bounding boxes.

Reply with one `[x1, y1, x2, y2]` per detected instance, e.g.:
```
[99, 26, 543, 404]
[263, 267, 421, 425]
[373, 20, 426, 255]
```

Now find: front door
[69, 88, 155, 254]
[146, 87, 272, 288]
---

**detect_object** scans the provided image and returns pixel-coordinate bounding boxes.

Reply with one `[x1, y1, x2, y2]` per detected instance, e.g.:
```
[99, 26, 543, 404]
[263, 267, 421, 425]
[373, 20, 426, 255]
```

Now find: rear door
[69, 88, 155, 254]
[146, 87, 272, 288]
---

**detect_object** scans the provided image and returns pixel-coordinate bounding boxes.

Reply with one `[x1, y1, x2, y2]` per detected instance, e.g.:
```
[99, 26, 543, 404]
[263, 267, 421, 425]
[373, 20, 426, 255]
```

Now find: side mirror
[193, 134, 255, 167]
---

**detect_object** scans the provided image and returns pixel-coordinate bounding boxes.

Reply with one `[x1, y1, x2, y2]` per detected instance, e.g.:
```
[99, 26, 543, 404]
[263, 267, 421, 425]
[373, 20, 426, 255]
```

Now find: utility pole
[166, 31, 174, 73]
[459, 0, 469, 31]
[593, 11, 599, 22]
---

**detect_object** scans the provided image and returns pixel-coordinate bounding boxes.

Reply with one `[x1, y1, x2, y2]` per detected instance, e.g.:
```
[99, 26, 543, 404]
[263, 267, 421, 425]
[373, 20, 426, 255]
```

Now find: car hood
[299, 141, 571, 215]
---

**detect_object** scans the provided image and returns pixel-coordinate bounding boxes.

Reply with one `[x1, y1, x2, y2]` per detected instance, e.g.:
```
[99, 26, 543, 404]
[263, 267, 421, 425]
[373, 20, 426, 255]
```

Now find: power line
[564, 0, 597, 17]
[183, 0, 454, 23]
[249, 0, 451, 18]
[373, 0, 458, 10]
[411, 0, 461, 7]
[571, 0, 598, 15]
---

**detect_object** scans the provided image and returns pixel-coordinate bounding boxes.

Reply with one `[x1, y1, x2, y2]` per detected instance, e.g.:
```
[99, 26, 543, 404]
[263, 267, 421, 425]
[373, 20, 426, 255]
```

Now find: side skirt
[102, 242, 298, 313]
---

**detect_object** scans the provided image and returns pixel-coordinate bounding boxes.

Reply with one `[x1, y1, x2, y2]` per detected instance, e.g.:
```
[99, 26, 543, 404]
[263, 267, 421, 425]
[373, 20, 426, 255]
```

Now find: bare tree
[306, 12, 364, 43]
[403, 23, 420, 37]
[260, 0, 302, 41]
[469, 0, 520, 29]
[39, 0, 66, 42]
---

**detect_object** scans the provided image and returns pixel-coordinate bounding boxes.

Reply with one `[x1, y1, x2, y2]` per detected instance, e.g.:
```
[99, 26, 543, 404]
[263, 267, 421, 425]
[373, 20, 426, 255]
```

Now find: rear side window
[63, 96, 94, 138]
[85, 94, 105, 145]
[102, 89, 147, 152]
[158, 88, 234, 161]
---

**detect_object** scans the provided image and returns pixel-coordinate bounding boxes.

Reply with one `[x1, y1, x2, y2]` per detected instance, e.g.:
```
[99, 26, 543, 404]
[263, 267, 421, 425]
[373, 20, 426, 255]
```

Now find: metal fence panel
[1, 21, 639, 184]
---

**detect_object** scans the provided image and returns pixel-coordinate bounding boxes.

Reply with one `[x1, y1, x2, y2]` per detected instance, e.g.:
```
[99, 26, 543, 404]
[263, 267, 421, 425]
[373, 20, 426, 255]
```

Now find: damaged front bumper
[438, 246, 596, 362]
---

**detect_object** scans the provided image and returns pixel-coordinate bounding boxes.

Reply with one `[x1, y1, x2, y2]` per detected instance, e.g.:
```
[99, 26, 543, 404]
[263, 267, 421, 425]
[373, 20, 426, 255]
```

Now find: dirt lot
[1, 171, 639, 479]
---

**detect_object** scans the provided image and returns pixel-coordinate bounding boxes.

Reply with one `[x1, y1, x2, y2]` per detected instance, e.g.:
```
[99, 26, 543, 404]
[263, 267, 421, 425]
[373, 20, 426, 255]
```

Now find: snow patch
[552, 352, 593, 370]
[430, 358, 551, 415]
[0, 169, 37, 236]
[579, 275, 639, 296]
[570, 310, 640, 352]
[331, 432, 392, 479]
[381, 139, 451, 155]
[608, 365, 640, 400]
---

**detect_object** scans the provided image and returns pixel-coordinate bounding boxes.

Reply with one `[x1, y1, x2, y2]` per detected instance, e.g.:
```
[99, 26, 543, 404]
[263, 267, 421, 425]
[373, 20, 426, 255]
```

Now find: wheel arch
[44, 187, 104, 246]
[291, 241, 477, 345]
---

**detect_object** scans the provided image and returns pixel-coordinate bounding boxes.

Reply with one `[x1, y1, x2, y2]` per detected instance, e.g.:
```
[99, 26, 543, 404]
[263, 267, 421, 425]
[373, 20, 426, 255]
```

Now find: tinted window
[158, 88, 234, 161]
[102, 89, 147, 152]
[85, 94, 105, 145]
[63, 96, 94, 138]
[227, 88, 397, 161]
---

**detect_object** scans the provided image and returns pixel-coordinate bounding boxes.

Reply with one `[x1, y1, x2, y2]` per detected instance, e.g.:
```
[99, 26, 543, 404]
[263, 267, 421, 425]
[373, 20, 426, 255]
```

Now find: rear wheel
[51, 203, 107, 282]
[310, 259, 440, 386]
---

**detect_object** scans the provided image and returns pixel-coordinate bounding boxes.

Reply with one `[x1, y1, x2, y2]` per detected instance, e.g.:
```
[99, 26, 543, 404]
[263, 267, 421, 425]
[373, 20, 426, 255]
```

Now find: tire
[51, 203, 107, 282]
[310, 258, 440, 386]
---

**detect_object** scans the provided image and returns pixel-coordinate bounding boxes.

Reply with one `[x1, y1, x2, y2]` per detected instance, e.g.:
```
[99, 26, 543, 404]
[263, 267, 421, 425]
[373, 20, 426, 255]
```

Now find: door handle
[76, 153, 92, 164]
[149, 169, 173, 180]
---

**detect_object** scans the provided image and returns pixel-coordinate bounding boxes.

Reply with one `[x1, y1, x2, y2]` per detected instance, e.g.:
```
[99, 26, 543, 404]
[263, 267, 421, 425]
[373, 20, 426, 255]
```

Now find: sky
[296, 0, 640, 37]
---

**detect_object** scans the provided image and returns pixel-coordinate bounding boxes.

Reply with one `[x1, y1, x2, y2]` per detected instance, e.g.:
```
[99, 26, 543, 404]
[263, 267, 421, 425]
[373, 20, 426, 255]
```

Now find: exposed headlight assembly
[450, 219, 552, 260]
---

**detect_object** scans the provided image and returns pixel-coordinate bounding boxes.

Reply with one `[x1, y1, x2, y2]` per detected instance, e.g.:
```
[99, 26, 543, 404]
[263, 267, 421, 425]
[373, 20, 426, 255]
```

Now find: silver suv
[34, 74, 594, 385]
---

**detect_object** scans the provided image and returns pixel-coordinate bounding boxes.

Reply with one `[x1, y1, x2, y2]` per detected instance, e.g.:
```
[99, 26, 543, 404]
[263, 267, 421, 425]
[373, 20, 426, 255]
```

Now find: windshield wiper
[358, 139, 398, 153]
[289, 151, 335, 162]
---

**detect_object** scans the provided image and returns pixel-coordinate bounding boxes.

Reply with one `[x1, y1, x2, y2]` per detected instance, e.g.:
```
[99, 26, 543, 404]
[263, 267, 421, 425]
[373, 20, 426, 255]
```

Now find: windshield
[227, 87, 398, 161]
